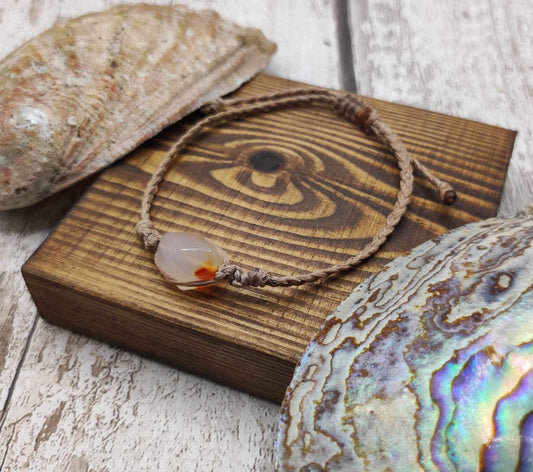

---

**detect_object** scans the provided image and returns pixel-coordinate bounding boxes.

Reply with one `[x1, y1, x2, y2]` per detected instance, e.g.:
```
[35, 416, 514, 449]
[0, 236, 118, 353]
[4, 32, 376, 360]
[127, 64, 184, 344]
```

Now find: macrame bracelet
[136, 88, 457, 290]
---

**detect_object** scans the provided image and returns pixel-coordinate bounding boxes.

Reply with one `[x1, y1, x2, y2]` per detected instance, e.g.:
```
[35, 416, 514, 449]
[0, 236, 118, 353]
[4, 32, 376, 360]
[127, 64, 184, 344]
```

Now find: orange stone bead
[154, 232, 226, 290]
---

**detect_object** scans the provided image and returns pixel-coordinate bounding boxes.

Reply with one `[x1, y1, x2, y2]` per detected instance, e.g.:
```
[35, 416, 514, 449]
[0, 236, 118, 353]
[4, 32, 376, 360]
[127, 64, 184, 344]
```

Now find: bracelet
[136, 88, 456, 290]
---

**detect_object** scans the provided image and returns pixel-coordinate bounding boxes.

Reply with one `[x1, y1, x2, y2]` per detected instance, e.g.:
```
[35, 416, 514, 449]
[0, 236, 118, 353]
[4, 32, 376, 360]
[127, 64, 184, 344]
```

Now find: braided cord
[137, 88, 456, 288]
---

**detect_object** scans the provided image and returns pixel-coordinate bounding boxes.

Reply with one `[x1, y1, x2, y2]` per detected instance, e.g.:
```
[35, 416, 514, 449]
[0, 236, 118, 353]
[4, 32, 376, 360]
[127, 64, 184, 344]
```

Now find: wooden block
[22, 74, 515, 403]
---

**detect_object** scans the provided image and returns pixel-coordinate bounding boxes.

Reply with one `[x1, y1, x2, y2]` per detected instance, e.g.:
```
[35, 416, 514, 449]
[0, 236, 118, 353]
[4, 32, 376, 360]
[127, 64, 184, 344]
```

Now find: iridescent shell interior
[275, 210, 533, 472]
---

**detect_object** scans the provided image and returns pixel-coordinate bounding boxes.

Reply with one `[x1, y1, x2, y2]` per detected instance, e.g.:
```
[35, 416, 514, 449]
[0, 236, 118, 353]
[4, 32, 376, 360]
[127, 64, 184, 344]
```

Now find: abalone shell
[275, 209, 533, 471]
[0, 4, 276, 210]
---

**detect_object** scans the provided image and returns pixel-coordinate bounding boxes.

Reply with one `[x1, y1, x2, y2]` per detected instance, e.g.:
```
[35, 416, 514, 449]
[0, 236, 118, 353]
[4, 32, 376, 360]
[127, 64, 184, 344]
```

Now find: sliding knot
[334, 94, 379, 133]
[215, 265, 272, 287]
[201, 98, 225, 114]
[136, 219, 161, 250]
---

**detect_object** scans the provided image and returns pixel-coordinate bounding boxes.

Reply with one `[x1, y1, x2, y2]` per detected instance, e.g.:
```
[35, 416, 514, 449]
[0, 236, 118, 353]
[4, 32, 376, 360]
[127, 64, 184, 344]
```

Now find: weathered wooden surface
[348, 0, 533, 216]
[22, 72, 514, 403]
[0, 1, 531, 471]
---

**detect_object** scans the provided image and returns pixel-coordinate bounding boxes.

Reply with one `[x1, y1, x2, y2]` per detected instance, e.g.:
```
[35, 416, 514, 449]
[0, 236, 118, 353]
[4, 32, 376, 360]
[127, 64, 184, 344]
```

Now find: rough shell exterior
[0, 3, 276, 210]
[275, 209, 533, 471]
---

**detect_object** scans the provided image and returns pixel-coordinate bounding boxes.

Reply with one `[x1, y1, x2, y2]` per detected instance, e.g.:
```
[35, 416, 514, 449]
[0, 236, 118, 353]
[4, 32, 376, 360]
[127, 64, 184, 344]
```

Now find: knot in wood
[136, 219, 161, 250]
[215, 265, 272, 287]
[334, 94, 379, 133]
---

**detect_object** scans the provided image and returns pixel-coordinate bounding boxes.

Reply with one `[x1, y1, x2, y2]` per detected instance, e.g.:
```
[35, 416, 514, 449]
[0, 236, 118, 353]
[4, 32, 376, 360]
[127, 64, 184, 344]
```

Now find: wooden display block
[22, 74, 515, 403]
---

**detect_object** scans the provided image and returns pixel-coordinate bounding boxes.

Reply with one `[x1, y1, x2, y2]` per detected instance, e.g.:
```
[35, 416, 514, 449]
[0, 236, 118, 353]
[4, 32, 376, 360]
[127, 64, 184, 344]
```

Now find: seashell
[0, 4, 276, 210]
[275, 209, 533, 471]
[154, 231, 227, 290]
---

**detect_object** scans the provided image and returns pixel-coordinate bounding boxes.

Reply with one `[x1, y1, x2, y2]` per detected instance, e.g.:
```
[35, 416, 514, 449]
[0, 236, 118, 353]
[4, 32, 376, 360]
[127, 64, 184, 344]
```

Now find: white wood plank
[0, 1, 342, 470]
[0, 188, 90, 421]
[348, 0, 532, 216]
[0, 0, 343, 89]
[0, 322, 278, 471]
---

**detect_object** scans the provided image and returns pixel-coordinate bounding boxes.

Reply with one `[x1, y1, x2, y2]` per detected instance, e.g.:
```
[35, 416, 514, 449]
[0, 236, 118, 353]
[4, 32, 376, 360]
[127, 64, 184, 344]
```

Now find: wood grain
[0, 2, 341, 470]
[348, 0, 533, 216]
[0, 1, 530, 471]
[22, 73, 514, 405]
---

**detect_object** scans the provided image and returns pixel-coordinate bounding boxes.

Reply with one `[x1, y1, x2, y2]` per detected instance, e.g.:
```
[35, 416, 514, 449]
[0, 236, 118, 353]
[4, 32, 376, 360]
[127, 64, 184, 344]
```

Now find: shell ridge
[0, 3, 276, 209]
[55, 15, 275, 192]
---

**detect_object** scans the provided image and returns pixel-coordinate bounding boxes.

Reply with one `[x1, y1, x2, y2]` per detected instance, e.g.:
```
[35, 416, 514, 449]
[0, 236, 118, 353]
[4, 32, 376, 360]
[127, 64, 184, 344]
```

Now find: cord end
[443, 189, 457, 205]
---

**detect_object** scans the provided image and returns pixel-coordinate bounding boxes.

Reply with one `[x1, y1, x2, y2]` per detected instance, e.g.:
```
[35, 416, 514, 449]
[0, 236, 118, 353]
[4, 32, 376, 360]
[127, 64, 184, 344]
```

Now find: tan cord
[137, 88, 457, 288]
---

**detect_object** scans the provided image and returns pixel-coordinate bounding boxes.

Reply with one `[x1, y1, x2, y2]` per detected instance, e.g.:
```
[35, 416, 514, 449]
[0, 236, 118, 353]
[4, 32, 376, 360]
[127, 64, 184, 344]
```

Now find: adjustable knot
[215, 264, 272, 288]
[333, 94, 379, 133]
[136, 219, 161, 250]
[201, 98, 225, 114]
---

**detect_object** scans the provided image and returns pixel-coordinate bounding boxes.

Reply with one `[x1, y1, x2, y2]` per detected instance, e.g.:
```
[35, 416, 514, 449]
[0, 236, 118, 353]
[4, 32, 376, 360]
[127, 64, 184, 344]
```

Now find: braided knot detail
[215, 265, 272, 288]
[334, 95, 379, 133]
[201, 99, 225, 114]
[138, 87, 457, 289]
[136, 219, 161, 250]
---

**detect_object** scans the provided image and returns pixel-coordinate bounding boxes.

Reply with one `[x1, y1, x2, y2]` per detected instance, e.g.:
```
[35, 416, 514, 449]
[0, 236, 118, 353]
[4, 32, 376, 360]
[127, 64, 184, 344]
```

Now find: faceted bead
[154, 232, 226, 290]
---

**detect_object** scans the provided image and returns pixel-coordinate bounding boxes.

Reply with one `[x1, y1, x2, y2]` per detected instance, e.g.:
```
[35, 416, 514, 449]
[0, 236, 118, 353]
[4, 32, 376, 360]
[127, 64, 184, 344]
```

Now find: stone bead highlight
[154, 232, 226, 290]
